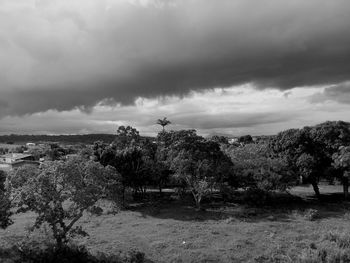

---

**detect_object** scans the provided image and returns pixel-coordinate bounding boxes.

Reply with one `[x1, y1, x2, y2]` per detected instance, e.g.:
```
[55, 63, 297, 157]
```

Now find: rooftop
[0, 153, 33, 160]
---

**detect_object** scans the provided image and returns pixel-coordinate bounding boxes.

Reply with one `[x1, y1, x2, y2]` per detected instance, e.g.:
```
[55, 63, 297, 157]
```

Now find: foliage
[114, 125, 140, 148]
[95, 143, 155, 201]
[94, 127, 159, 202]
[0, 190, 12, 229]
[9, 157, 121, 247]
[210, 135, 229, 145]
[303, 208, 320, 221]
[1, 243, 146, 263]
[0, 170, 12, 229]
[332, 146, 350, 171]
[270, 126, 327, 197]
[165, 130, 233, 209]
[156, 117, 171, 132]
[296, 153, 317, 183]
[225, 143, 294, 192]
[238, 135, 253, 144]
[332, 145, 350, 198]
[270, 121, 350, 197]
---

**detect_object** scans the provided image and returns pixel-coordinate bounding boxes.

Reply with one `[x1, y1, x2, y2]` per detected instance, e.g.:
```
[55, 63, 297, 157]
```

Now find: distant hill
[0, 134, 157, 145]
[0, 134, 117, 145]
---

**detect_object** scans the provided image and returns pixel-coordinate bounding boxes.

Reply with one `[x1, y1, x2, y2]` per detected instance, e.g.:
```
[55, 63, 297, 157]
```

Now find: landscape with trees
[1, 120, 350, 262]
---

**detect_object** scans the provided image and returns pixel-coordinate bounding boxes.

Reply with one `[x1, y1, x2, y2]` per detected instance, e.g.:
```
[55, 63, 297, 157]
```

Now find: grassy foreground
[1, 185, 350, 263]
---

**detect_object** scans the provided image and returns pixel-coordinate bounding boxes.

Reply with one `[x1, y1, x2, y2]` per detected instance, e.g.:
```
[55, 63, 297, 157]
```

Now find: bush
[304, 209, 320, 221]
[8, 243, 146, 263]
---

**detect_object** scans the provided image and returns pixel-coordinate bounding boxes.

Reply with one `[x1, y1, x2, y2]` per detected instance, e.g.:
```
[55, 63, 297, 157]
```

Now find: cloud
[309, 82, 350, 104]
[1, 0, 350, 116]
[1, 85, 349, 136]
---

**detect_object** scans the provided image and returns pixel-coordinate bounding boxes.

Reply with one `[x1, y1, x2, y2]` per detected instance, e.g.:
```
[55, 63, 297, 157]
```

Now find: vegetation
[0, 170, 12, 229]
[156, 117, 171, 132]
[9, 158, 120, 248]
[164, 130, 233, 210]
[332, 146, 350, 198]
[270, 121, 350, 198]
[1, 120, 350, 262]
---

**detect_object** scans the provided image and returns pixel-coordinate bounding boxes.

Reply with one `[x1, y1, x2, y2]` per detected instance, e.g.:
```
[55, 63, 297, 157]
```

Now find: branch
[65, 208, 84, 234]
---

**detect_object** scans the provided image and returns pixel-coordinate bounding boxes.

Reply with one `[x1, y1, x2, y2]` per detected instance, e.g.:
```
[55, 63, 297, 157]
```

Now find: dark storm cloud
[1, 0, 350, 115]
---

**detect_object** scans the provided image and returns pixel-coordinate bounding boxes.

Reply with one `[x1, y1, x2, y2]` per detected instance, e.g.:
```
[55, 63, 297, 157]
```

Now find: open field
[1, 185, 350, 263]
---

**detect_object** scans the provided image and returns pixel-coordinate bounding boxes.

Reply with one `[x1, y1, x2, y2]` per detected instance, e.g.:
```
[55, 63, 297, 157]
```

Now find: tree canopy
[9, 158, 120, 247]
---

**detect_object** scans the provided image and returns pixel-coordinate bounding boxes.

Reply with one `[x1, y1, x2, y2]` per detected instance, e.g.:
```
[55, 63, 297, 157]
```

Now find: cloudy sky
[1, 0, 350, 136]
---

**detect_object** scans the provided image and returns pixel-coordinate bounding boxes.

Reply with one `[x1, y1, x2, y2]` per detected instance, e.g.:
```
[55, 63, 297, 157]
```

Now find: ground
[1, 184, 350, 262]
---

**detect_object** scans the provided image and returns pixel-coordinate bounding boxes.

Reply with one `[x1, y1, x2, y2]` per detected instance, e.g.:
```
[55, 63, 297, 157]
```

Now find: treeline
[0, 134, 144, 144]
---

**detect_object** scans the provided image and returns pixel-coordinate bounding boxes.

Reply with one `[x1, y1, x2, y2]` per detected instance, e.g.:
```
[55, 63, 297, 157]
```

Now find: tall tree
[270, 127, 321, 198]
[115, 125, 140, 148]
[95, 127, 157, 203]
[166, 130, 233, 210]
[270, 121, 350, 198]
[332, 146, 350, 198]
[157, 117, 171, 132]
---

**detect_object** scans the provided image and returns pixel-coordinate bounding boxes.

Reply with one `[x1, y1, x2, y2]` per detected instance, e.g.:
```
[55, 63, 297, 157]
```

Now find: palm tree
[157, 117, 171, 132]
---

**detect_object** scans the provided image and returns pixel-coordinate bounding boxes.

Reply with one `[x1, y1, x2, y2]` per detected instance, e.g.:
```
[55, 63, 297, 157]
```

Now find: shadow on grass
[127, 191, 350, 223]
[0, 245, 154, 263]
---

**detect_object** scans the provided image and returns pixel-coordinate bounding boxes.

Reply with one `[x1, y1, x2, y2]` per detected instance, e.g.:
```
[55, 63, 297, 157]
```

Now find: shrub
[3, 243, 146, 263]
[304, 209, 319, 221]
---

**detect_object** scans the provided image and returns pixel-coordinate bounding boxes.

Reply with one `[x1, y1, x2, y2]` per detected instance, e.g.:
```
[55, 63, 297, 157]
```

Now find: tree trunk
[122, 186, 125, 207]
[311, 181, 321, 199]
[195, 198, 201, 211]
[191, 190, 202, 211]
[56, 237, 64, 249]
[342, 175, 349, 199]
[159, 184, 162, 196]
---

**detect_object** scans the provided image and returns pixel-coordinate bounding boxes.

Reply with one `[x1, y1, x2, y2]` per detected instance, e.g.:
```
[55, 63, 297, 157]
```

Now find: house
[228, 138, 239, 144]
[0, 153, 39, 171]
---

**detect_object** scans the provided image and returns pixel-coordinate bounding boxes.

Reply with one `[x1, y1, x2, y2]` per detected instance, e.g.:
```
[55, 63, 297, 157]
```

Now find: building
[228, 138, 239, 144]
[0, 153, 39, 171]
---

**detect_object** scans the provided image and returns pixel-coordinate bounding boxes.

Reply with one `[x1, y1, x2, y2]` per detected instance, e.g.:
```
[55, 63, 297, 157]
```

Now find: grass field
[1, 185, 350, 262]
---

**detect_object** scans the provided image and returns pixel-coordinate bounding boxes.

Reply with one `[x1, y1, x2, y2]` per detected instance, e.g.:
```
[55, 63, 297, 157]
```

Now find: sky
[1, 0, 350, 136]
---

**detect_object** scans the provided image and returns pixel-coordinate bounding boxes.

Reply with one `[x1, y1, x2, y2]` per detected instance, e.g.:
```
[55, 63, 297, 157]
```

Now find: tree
[309, 121, 350, 197]
[332, 146, 350, 198]
[0, 170, 12, 229]
[296, 153, 320, 196]
[238, 135, 253, 144]
[270, 121, 350, 199]
[95, 131, 156, 203]
[210, 135, 229, 145]
[166, 130, 233, 210]
[270, 127, 322, 198]
[225, 143, 294, 193]
[115, 125, 140, 148]
[10, 158, 120, 248]
[157, 117, 171, 132]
